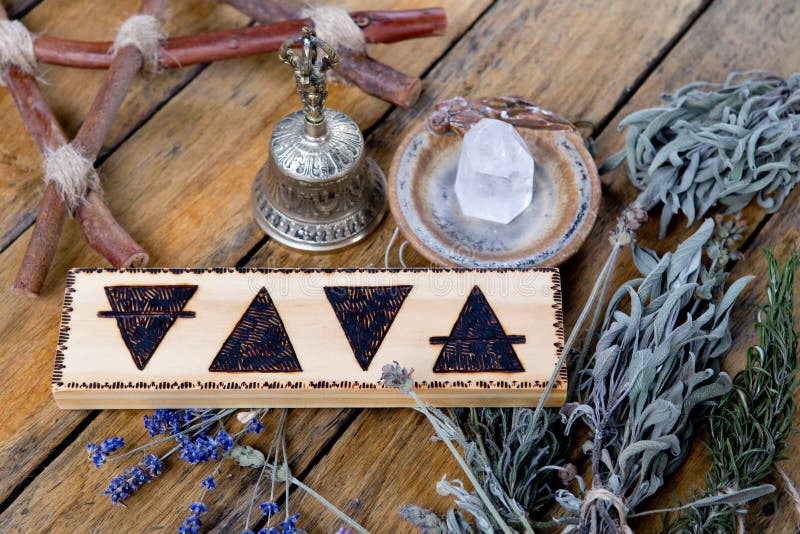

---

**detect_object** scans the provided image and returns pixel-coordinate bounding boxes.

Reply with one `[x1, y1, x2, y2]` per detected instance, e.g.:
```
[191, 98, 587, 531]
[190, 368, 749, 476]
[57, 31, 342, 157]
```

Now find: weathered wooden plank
[0, 0, 492, 516]
[53, 268, 563, 409]
[0, 0, 249, 251]
[265, 409, 457, 533]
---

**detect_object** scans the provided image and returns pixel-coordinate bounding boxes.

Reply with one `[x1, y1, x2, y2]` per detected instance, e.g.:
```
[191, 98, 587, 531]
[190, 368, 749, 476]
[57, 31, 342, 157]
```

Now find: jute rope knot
[580, 488, 634, 534]
[300, 6, 366, 53]
[111, 14, 164, 73]
[43, 144, 101, 213]
[0, 20, 37, 85]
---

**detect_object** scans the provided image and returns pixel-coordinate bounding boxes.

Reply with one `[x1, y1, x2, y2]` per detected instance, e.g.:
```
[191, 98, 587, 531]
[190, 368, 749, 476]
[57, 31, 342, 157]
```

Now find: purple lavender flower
[86, 436, 124, 467]
[179, 502, 207, 534]
[103, 466, 150, 505]
[141, 454, 162, 477]
[101, 455, 163, 505]
[189, 502, 207, 516]
[279, 513, 301, 534]
[258, 529, 279, 534]
[245, 417, 265, 435]
[201, 476, 216, 490]
[177, 430, 235, 464]
[259, 501, 281, 516]
[143, 409, 195, 437]
[216, 430, 234, 452]
[178, 514, 202, 534]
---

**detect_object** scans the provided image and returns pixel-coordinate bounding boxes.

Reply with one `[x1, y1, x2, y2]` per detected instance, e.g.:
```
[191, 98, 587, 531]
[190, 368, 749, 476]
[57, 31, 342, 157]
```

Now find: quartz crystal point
[454, 118, 535, 224]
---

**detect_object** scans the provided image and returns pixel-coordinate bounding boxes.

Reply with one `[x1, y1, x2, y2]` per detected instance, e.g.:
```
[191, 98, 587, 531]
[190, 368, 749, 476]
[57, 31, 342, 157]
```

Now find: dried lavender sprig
[256, 409, 368, 534]
[602, 72, 800, 238]
[557, 219, 753, 532]
[380, 363, 520, 534]
[91, 408, 237, 464]
[669, 247, 800, 533]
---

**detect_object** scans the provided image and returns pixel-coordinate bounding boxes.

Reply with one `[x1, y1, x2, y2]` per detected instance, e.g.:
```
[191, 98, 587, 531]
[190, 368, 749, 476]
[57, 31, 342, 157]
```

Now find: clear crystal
[454, 118, 535, 224]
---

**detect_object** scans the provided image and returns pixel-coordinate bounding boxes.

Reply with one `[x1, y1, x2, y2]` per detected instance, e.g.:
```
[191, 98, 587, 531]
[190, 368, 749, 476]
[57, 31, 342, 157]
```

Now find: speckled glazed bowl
[388, 97, 601, 268]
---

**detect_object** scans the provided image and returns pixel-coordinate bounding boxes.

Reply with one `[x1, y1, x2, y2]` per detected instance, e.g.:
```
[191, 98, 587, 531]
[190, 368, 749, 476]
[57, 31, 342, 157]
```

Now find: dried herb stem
[533, 241, 622, 429]
[408, 389, 520, 534]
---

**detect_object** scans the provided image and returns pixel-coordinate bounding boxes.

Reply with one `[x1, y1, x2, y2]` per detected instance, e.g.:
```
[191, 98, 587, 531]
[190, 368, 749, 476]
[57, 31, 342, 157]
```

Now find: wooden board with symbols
[52, 268, 565, 408]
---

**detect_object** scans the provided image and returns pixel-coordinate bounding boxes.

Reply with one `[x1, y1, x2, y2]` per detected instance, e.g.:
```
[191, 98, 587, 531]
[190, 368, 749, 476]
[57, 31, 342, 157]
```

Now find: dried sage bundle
[602, 72, 800, 237]
[669, 248, 800, 533]
[556, 219, 752, 532]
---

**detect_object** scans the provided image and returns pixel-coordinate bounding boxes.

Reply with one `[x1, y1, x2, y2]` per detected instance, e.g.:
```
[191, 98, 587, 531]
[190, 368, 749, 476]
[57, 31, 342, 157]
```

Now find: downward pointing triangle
[209, 287, 302, 372]
[100, 285, 198, 370]
[324, 285, 413, 370]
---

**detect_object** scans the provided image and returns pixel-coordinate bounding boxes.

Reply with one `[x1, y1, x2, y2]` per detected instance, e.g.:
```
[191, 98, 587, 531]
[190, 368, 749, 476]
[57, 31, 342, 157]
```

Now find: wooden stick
[31, 9, 446, 67]
[5, 69, 69, 298]
[69, 0, 166, 269]
[5, 1, 158, 296]
[223, 2, 433, 108]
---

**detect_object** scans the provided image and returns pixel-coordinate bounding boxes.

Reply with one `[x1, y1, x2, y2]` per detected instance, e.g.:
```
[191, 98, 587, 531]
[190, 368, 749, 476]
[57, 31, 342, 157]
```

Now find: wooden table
[0, 0, 798, 531]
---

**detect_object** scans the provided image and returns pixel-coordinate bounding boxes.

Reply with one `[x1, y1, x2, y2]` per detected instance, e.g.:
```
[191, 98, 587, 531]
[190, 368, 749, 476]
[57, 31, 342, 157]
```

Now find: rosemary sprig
[669, 247, 800, 533]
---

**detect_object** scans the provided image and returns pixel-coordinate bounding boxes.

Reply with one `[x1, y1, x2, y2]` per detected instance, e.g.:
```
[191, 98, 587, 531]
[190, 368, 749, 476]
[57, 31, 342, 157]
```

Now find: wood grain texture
[0, 407, 360, 533]
[0, 0, 249, 251]
[3, 0, 798, 532]
[54, 268, 563, 408]
[0, 0, 492, 517]
[241, 0, 730, 531]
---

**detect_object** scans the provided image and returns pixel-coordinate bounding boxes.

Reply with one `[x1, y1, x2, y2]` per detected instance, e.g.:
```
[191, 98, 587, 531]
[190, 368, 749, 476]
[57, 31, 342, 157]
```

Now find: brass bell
[252, 28, 387, 251]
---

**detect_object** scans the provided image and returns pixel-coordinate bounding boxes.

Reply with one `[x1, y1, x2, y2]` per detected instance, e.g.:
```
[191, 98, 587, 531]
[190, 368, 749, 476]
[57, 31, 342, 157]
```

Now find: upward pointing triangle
[430, 286, 525, 373]
[209, 287, 302, 373]
[99, 285, 198, 370]
[324, 285, 412, 370]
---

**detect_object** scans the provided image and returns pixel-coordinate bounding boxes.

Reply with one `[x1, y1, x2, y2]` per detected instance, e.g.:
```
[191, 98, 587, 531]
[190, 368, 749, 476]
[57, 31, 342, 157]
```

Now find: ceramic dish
[388, 96, 601, 268]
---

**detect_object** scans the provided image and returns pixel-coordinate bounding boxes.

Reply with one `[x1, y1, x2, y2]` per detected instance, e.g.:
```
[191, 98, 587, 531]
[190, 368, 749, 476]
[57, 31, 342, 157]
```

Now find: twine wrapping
[580, 488, 634, 534]
[43, 144, 101, 212]
[0, 20, 37, 84]
[300, 6, 366, 53]
[111, 14, 164, 73]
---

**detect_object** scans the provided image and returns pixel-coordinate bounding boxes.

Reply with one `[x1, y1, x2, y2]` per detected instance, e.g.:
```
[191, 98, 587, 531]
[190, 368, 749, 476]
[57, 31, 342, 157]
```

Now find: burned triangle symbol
[430, 286, 525, 373]
[209, 287, 301, 372]
[324, 285, 412, 370]
[99, 285, 198, 370]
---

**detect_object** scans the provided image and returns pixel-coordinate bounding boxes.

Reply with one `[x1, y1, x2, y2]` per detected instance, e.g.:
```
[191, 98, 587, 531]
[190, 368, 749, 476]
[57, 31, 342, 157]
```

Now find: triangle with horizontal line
[430, 286, 525, 373]
[99, 285, 198, 370]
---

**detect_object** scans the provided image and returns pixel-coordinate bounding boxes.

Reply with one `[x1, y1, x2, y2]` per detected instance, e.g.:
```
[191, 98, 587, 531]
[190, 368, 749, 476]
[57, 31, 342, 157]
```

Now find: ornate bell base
[252, 158, 388, 252]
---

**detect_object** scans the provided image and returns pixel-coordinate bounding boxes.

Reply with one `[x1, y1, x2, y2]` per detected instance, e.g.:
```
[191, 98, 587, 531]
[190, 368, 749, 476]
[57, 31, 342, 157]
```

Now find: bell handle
[278, 28, 340, 135]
